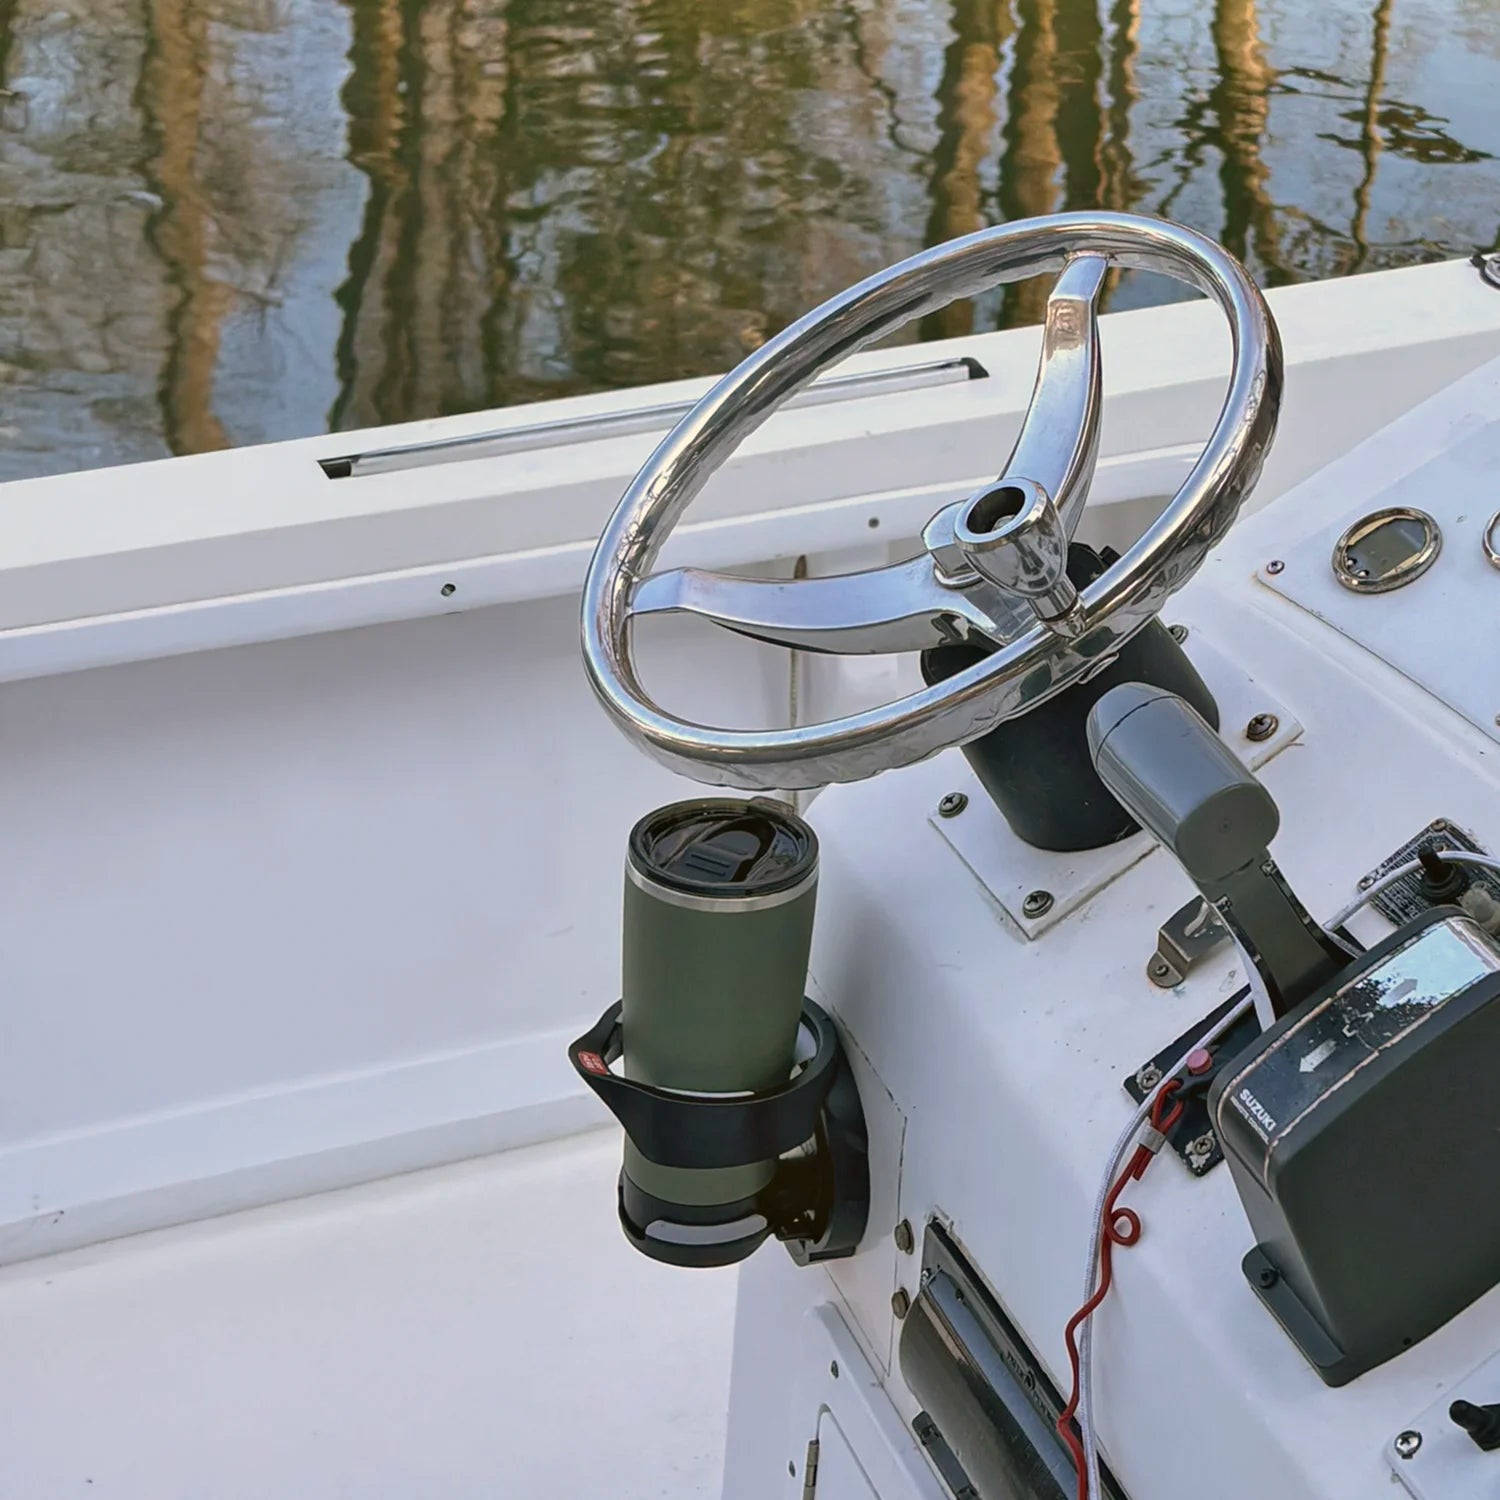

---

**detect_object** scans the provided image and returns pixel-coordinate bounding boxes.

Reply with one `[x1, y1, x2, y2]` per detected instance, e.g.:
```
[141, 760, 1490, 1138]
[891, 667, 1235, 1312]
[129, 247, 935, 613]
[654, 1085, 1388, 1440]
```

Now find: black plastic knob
[1449, 1398, 1500, 1452]
[1417, 846, 1468, 904]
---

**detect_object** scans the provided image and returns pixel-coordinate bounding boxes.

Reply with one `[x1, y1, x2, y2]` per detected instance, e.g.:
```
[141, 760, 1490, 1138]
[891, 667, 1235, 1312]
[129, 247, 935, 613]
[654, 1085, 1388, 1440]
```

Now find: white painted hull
[3, 258, 1500, 1497]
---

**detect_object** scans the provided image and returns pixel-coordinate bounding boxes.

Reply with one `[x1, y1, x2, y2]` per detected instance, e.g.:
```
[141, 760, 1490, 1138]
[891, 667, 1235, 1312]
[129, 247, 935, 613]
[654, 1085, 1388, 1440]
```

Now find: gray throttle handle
[1088, 684, 1348, 1021]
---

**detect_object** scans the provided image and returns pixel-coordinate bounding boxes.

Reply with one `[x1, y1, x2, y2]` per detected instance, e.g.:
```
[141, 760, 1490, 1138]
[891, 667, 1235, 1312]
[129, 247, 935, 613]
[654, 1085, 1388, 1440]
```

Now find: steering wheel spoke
[1000, 252, 1106, 538]
[629, 557, 1023, 654]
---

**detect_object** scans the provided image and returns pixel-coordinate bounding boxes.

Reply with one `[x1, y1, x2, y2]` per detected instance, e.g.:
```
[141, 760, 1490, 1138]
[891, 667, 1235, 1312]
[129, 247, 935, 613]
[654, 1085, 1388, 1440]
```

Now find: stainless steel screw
[1169, 623, 1189, 643]
[1136, 1064, 1163, 1091]
[938, 792, 968, 819]
[893, 1220, 915, 1255]
[1245, 713, 1279, 742]
[1189, 1132, 1217, 1157]
[1022, 889, 1054, 919]
[1394, 1431, 1423, 1460]
[891, 1288, 912, 1320]
[1266, 559, 1285, 575]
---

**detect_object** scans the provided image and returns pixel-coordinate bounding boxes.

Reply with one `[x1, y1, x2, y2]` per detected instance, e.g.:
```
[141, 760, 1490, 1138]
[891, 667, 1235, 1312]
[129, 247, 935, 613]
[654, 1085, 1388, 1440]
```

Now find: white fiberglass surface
[0, 1131, 734, 1500]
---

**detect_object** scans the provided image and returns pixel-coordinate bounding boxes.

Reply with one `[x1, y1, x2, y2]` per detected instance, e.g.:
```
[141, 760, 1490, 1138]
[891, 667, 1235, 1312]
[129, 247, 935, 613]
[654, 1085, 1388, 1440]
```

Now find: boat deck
[0, 1129, 734, 1499]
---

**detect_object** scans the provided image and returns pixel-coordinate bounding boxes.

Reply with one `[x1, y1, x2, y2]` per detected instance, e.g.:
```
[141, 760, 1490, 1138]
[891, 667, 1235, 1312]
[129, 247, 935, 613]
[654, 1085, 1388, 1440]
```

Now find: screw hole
[788, 1461, 796, 1477]
[440, 583, 457, 597]
[830, 1360, 839, 1379]
[867, 517, 880, 529]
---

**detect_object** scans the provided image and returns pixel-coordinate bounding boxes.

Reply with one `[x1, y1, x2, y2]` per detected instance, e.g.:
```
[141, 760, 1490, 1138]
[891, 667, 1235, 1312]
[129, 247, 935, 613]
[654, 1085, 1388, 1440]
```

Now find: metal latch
[1147, 896, 1231, 986]
[1471, 248, 1500, 291]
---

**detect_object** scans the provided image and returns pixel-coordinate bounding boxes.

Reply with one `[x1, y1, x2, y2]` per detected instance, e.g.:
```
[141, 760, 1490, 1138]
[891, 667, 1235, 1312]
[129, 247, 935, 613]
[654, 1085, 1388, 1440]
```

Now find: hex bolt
[1022, 889, 1055, 919]
[893, 1220, 915, 1255]
[1266, 559, 1285, 575]
[1394, 1430, 1423, 1460]
[1245, 713, 1279, 743]
[1169, 623, 1189, 643]
[891, 1288, 912, 1320]
[1135, 1064, 1163, 1091]
[937, 792, 968, 819]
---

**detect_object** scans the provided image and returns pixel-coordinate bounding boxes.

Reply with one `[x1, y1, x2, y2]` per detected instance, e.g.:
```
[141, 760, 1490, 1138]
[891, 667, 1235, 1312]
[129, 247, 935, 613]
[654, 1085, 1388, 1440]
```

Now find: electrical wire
[1324, 850, 1500, 932]
[1067, 847, 1500, 1498]
[1057, 1079, 1182, 1499]
[1068, 995, 1254, 1500]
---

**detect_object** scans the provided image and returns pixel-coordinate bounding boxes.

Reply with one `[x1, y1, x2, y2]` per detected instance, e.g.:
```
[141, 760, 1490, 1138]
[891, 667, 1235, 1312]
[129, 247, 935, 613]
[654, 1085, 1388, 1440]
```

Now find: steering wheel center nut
[952, 477, 1083, 637]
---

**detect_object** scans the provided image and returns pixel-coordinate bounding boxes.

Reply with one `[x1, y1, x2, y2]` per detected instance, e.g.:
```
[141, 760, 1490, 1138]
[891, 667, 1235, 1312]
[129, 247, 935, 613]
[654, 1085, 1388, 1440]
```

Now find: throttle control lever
[1087, 683, 1349, 1025]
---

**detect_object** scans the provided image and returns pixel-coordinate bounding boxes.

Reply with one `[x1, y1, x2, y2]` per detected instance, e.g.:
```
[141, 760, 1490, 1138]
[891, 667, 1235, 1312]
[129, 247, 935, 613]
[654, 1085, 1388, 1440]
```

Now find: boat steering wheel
[581, 211, 1281, 790]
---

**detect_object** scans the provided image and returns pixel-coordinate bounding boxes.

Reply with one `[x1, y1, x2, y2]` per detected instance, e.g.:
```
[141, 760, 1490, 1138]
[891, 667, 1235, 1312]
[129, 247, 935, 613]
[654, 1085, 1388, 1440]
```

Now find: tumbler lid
[629, 798, 817, 899]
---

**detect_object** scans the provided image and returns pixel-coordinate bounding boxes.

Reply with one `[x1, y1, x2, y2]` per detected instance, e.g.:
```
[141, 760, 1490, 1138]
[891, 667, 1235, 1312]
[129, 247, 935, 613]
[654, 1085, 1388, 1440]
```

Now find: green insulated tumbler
[619, 797, 818, 1266]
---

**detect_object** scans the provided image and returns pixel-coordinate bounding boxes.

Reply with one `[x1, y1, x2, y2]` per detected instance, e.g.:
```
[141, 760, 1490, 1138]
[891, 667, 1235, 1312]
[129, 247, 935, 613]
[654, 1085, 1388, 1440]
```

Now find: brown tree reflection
[333, 0, 939, 430]
[142, 0, 232, 455]
[1209, 0, 1286, 283]
[0, 0, 1496, 478]
[920, 0, 1012, 340]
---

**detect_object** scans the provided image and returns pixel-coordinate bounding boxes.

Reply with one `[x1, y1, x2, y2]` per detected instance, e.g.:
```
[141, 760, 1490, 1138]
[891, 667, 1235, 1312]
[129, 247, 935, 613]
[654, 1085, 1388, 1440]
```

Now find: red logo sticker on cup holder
[578, 1051, 609, 1076]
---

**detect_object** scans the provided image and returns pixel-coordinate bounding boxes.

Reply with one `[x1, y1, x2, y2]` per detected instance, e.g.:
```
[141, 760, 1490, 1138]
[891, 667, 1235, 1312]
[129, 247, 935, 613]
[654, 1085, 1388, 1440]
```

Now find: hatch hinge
[800, 1437, 820, 1499]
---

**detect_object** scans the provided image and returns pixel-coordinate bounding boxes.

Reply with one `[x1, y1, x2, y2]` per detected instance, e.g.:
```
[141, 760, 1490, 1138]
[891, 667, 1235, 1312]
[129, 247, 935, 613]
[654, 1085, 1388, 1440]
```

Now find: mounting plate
[1123, 989, 1259, 1176]
[1389, 1345, 1500, 1498]
[930, 629, 1301, 938]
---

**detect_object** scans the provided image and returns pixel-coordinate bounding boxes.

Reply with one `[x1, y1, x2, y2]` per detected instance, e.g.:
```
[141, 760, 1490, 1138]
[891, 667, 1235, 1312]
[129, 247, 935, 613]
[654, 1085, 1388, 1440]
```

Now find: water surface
[0, 0, 1497, 480]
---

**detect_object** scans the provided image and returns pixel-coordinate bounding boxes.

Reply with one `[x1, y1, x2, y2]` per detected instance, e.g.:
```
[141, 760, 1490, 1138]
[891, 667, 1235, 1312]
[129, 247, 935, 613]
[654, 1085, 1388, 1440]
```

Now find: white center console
[724, 354, 1500, 1500]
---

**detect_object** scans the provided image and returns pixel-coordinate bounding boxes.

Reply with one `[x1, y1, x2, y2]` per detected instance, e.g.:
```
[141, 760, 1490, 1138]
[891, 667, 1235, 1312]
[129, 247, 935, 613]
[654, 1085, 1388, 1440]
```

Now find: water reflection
[0, 0, 1497, 479]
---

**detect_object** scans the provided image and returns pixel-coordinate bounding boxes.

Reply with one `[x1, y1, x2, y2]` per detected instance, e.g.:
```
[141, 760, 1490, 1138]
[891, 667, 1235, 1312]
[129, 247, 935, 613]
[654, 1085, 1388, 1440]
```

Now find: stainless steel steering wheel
[581, 211, 1281, 790]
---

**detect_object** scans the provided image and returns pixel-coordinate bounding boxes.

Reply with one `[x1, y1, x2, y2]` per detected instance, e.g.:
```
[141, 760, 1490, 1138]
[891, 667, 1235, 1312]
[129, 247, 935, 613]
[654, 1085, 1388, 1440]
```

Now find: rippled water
[0, 0, 1497, 480]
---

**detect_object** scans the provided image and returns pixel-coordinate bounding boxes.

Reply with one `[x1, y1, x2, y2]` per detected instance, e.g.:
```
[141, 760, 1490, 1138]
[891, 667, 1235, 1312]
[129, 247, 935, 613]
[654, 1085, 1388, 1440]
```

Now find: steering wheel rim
[581, 211, 1281, 791]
